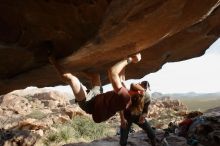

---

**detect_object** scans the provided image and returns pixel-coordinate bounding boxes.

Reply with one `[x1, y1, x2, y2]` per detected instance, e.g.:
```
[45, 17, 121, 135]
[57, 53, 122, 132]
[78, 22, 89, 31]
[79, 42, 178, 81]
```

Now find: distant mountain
[151, 92, 163, 99]
[155, 92, 220, 100]
[151, 92, 220, 111]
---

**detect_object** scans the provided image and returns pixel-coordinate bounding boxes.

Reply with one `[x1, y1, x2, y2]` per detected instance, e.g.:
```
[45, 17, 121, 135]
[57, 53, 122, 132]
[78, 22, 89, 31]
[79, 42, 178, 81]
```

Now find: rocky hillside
[0, 88, 219, 146]
[152, 92, 220, 111]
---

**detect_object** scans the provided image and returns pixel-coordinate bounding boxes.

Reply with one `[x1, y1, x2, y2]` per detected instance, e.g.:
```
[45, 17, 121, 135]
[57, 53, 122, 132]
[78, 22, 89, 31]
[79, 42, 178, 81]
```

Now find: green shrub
[43, 115, 112, 145]
[59, 126, 73, 142]
[43, 132, 59, 146]
[43, 126, 72, 145]
[26, 110, 46, 119]
[70, 115, 111, 140]
[24, 95, 33, 101]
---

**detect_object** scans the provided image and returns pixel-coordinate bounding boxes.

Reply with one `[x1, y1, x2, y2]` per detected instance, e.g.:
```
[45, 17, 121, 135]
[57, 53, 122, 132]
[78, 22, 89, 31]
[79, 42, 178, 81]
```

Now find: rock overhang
[0, 0, 220, 94]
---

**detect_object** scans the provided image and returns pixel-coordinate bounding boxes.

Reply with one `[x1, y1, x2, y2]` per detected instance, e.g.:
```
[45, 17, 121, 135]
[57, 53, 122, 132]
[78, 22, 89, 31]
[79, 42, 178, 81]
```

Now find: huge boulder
[0, 0, 220, 94]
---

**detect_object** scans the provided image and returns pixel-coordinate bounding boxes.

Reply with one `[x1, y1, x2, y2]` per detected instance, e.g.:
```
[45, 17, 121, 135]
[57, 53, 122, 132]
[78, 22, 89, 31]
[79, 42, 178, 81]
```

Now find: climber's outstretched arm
[108, 53, 141, 91]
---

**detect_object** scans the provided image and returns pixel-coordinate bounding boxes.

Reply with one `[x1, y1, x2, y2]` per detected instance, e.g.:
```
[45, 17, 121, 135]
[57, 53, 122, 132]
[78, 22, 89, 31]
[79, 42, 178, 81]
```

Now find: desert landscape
[0, 87, 219, 146]
[152, 92, 220, 112]
[0, 0, 220, 146]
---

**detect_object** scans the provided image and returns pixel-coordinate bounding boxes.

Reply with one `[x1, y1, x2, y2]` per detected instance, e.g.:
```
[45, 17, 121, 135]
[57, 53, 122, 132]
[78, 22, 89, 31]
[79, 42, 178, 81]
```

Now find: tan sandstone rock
[0, 0, 220, 94]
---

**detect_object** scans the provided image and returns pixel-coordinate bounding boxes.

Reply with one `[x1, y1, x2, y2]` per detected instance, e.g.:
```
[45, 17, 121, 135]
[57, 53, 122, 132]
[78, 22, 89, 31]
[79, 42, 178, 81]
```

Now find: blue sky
[54, 38, 220, 94]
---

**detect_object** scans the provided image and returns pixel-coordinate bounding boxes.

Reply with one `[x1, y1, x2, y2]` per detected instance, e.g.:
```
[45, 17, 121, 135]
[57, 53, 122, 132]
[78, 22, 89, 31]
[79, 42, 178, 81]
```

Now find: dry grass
[43, 115, 114, 146]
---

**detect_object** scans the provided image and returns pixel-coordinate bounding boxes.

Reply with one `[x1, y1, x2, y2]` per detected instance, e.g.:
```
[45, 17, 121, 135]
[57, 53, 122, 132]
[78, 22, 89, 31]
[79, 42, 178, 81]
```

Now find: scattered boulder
[148, 98, 187, 129]
[0, 128, 38, 146]
[16, 118, 47, 131]
[1, 87, 219, 146]
[0, 94, 31, 115]
[32, 91, 70, 108]
[167, 108, 220, 146]
[62, 105, 88, 119]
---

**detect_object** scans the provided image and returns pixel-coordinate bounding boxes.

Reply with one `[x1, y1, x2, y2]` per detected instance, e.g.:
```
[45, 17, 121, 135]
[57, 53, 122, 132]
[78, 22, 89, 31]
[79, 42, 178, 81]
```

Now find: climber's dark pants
[120, 115, 155, 146]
